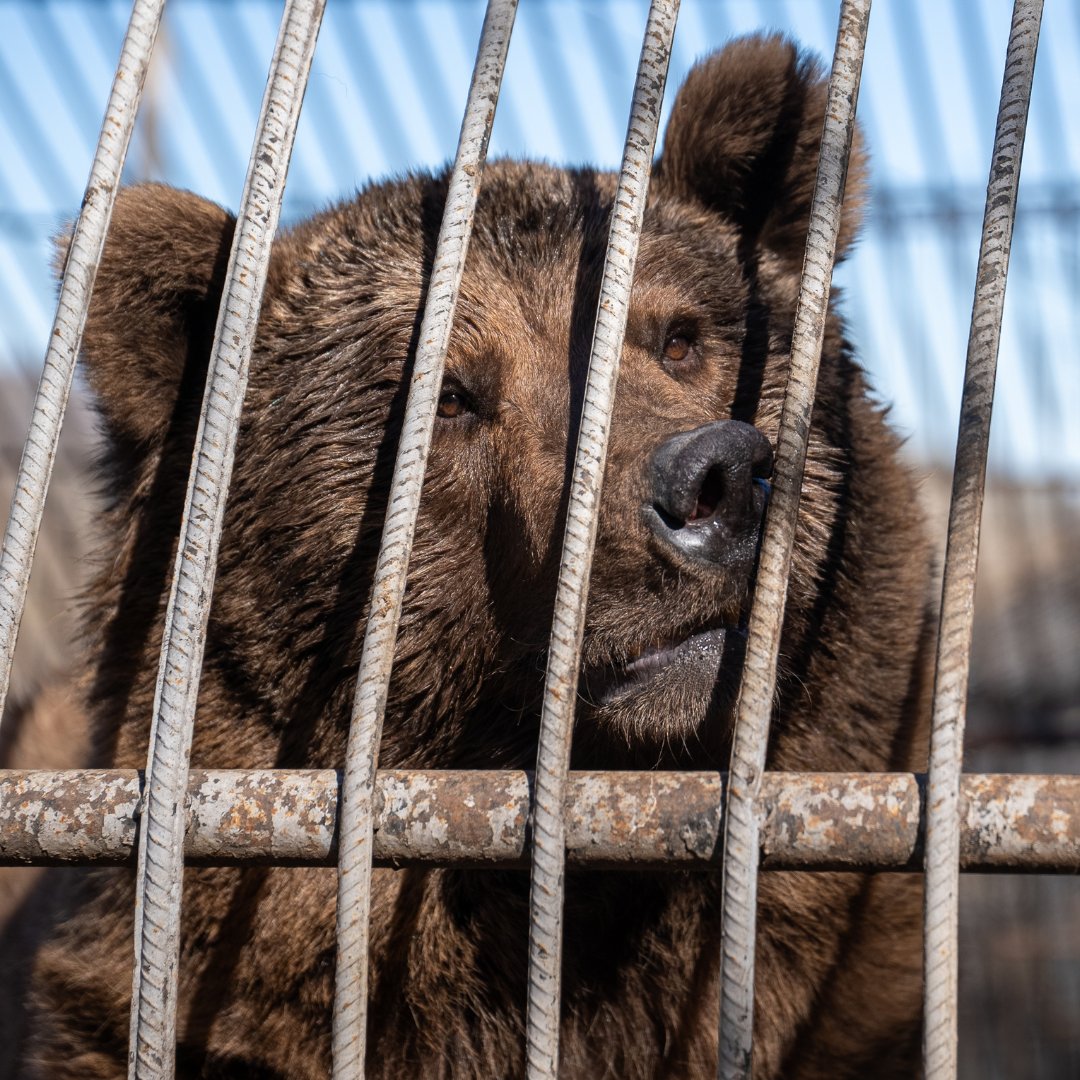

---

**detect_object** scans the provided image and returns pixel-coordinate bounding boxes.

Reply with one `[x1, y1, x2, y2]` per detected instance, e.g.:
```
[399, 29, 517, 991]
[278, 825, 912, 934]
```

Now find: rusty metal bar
[3, 769, 1079, 871]
[525, 5, 679, 1078]
[922, 3, 1043, 1078]
[333, 4, 517, 1077]
[0, 0, 166, 725]
[127, 3, 326, 1077]
[716, 3, 872, 1078]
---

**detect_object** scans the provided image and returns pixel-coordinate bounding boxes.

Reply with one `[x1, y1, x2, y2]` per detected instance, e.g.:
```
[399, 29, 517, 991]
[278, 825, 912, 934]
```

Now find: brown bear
[9, 35, 933, 1079]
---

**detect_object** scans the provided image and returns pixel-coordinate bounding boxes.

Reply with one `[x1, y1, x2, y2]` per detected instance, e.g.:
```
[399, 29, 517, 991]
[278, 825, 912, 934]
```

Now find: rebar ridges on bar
[127, 4, 326, 1077]
[523, 5, 680, 1079]
[0, 0, 166, 726]
[331, 4, 518, 1078]
[921, 3, 1043, 1078]
[716, 3, 872, 1078]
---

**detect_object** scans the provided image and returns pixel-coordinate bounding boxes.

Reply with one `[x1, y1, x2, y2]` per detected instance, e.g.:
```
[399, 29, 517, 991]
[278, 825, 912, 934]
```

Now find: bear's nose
[645, 421, 773, 566]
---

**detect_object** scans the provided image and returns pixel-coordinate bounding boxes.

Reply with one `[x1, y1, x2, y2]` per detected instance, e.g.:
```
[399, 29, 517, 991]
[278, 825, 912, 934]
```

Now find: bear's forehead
[272, 161, 749, 368]
[469, 161, 745, 277]
[294, 160, 740, 287]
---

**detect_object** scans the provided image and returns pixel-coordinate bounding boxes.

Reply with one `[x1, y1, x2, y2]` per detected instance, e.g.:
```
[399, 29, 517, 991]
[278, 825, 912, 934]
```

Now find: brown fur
[9, 37, 932, 1078]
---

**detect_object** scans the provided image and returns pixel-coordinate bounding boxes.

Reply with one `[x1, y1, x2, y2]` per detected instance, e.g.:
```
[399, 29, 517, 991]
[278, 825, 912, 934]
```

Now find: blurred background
[0, 1, 1076, 1075]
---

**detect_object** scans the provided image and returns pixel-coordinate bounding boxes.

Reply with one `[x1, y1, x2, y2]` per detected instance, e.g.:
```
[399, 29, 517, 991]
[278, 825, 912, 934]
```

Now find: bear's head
[75, 36, 925, 776]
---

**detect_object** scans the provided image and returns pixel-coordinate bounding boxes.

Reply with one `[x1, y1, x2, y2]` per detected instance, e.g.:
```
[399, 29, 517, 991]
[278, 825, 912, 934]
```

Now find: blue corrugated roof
[0, 0, 1077, 476]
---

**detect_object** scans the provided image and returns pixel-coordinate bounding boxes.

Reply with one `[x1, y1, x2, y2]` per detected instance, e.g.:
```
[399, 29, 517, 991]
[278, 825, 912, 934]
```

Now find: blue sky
[1, 0, 1077, 477]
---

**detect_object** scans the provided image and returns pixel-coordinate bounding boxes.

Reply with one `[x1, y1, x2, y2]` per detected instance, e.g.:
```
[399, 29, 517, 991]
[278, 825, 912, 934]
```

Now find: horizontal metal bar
[2, 769, 1077, 872]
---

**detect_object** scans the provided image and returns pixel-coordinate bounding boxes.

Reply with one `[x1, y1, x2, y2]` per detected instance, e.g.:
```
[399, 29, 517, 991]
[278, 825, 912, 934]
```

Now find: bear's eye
[661, 330, 697, 368]
[436, 390, 474, 420]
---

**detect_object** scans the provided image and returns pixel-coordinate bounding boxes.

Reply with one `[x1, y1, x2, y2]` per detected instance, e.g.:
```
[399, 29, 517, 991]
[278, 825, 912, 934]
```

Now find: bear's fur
[10, 36, 933, 1079]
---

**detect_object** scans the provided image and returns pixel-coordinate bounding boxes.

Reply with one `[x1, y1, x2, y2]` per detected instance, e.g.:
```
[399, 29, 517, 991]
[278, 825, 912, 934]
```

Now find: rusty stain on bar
[717, 3, 872, 1077]
[3, 769, 1079, 872]
[922, 3, 1044, 1078]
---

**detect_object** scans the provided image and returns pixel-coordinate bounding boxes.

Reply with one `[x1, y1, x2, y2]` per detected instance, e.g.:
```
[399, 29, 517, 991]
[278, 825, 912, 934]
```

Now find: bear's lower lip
[585, 624, 734, 706]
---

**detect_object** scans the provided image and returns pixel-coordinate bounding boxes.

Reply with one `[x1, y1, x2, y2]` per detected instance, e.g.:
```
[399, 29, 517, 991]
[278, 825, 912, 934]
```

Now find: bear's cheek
[411, 436, 555, 639]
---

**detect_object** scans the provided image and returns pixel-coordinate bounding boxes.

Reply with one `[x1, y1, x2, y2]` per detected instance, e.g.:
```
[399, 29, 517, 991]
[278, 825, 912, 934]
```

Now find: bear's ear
[61, 184, 236, 445]
[655, 35, 866, 269]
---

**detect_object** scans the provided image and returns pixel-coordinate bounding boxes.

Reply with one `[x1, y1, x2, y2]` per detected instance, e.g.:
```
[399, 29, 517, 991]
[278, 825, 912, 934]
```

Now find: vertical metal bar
[922, 3, 1042, 1077]
[331, 4, 517, 1076]
[0, 0, 166, 725]
[716, 3, 871, 1077]
[126, 2, 325, 1076]
[524, 4, 679, 1078]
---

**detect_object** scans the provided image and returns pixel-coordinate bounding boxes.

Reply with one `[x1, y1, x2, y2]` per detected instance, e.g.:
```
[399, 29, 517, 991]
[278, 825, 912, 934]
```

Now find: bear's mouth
[582, 620, 742, 707]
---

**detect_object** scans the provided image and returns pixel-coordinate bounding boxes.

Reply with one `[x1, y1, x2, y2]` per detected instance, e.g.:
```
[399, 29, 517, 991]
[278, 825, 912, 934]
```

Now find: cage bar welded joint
[333, 4, 518, 1078]
[126, 3, 326, 1077]
[524, 4, 679, 1078]
[3, 769, 1080, 873]
[922, 3, 1043, 1078]
[716, 3, 871, 1078]
[0, 0, 166, 726]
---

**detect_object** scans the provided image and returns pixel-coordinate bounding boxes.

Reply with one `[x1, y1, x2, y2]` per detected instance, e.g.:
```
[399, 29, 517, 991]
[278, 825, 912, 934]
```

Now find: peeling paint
[1, 769, 1076, 872]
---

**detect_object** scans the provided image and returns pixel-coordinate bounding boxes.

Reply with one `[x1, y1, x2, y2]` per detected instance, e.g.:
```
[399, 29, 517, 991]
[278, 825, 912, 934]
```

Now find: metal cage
[0, 2, 1064, 1078]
